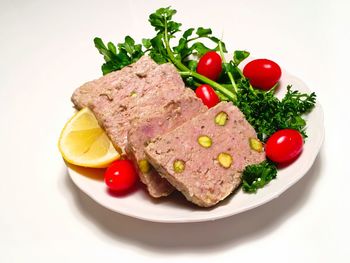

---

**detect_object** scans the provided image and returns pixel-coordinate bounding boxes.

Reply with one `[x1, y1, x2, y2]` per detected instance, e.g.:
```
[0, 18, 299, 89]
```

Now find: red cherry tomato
[195, 84, 220, 108]
[243, 59, 282, 90]
[196, 51, 222, 81]
[104, 160, 138, 193]
[265, 129, 303, 163]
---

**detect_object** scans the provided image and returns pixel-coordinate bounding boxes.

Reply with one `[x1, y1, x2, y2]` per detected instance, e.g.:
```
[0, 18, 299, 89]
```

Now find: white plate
[68, 67, 324, 223]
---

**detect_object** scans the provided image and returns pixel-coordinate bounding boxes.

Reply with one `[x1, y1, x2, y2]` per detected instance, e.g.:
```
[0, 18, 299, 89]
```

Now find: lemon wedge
[58, 108, 120, 168]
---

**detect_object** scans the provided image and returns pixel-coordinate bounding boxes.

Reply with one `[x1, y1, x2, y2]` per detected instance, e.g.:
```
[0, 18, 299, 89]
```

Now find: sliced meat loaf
[89, 83, 186, 151]
[144, 102, 265, 207]
[71, 55, 184, 109]
[126, 89, 207, 197]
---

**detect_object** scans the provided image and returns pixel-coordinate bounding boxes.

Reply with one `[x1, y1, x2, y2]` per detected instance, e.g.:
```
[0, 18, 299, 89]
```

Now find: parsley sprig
[242, 161, 278, 193]
[93, 7, 317, 193]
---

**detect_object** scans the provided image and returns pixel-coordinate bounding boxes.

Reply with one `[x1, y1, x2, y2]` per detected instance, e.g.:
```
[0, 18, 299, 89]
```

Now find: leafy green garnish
[94, 36, 144, 75]
[233, 50, 250, 65]
[236, 81, 316, 140]
[93, 6, 317, 193]
[242, 161, 278, 193]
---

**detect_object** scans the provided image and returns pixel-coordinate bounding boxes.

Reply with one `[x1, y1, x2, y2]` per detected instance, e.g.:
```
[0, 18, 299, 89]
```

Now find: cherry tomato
[265, 129, 303, 163]
[196, 51, 222, 81]
[104, 160, 138, 193]
[195, 84, 220, 108]
[243, 59, 282, 90]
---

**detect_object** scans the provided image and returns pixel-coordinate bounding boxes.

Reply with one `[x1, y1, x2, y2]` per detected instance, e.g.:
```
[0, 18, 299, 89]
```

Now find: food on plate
[71, 53, 208, 198]
[72, 55, 185, 110]
[243, 59, 282, 90]
[89, 83, 183, 150]
[72, 56, 158, 109]
[265, 129, 304, 163]
[58, 108, 120, 168]
[242, 160, 277, 193]
[59, 6, 318, 208]
[196, 51, 223, 81]
[104, 160, 138, 192]
[195, 84, 220, 108]
[77, 59, 185, 150]
[126, 89, 207, 197]
[145, 102, 265, 207]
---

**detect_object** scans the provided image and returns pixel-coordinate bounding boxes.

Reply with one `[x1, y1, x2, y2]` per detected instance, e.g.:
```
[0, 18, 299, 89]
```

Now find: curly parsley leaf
[281, 86, 316, 115]
[242, 161, 278, 193]
[236, 80, 316, 141]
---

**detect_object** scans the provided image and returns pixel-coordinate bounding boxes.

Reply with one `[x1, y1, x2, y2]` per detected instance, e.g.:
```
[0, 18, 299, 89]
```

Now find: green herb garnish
[242, 161, 277, 193]
[94, 36, 144, 75]
[236, 81, 316, 141]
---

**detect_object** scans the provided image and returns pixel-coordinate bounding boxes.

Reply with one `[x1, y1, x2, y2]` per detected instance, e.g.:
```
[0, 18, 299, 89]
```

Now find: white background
[0, 0, 349, 262]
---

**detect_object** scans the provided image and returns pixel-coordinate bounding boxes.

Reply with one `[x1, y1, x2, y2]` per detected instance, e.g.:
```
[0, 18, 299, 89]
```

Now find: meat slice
[126, 89, 207, 197]
[71, 55, 184, 109]
[89, 82, 187, 151]
[144, 102, 266, 207]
